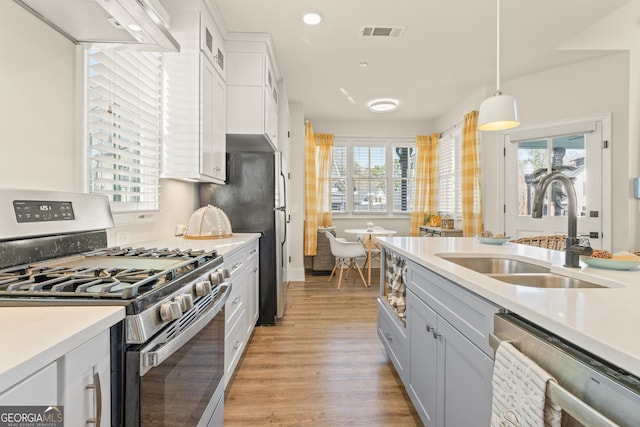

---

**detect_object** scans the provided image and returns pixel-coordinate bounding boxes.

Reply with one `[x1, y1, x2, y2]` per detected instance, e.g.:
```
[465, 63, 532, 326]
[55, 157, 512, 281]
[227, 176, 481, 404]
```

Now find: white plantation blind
[353, 146, 387, 213]
[331, 137, 415, 214]
[437, 134, 462, 216]
[87, 49, 161, 212]
[392, 145, 415, 213]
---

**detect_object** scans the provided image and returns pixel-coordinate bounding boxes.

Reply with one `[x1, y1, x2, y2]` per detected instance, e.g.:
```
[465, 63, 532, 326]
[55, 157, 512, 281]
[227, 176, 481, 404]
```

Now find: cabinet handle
[426, 324, 433, 332]
[233, 340, 241, 351]
[384, 332, 393, 342]
[252, 267, 258, 273]
[432, 329, 442, 339]
[232, 296, 241, 305]
[85, 371, 102, 425]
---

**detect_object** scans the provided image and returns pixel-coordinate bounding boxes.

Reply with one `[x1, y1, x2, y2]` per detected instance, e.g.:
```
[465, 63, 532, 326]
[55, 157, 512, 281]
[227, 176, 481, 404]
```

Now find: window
[437, 132, 462, 217]
[331, 138, 415, 214]
[86, 49, 162, 213]
[516, 135, 586, 217]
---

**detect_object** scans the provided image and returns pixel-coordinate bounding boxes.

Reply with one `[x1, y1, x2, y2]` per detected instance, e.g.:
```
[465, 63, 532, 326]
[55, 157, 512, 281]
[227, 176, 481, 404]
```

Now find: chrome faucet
[531, 171, 592, 268]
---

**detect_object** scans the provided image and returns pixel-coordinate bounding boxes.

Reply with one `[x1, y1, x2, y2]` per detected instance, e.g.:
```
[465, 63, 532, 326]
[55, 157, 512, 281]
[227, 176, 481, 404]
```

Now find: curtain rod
[439, 117, 464, 138]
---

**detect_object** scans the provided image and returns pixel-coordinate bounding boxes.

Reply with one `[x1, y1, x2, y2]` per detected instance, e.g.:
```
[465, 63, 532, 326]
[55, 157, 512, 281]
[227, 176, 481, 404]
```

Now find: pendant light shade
[478, 0, 520, 131]
[478, 92, 519, 131]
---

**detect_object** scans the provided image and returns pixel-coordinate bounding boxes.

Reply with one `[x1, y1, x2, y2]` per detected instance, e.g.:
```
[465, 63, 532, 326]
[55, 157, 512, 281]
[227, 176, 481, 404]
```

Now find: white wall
[1, 2, 200, 246]
[479, 52, 630, 250]
[0, 3, 77, 192]
[287, 102, 306, 281]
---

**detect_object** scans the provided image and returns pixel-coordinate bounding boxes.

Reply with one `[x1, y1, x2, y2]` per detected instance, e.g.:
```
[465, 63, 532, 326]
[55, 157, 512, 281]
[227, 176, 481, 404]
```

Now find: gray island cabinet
[378, 247, 499, 427]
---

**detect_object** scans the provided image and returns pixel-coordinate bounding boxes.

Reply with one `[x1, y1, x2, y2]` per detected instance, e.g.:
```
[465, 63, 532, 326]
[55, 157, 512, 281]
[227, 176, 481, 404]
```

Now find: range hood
[14, 0, 180, 51]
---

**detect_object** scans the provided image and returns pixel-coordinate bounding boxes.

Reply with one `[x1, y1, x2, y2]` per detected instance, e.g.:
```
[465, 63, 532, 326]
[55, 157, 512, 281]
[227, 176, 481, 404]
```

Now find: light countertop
[0, 306, 125, 391]
[377, 236, 640, 378]
[132, 232, 260, 257]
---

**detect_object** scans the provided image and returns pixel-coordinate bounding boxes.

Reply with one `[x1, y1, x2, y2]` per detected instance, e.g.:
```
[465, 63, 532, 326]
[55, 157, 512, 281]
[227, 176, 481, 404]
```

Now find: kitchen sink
[439, 256, 550, 274]
[439, 255, 611, 289]
[488, 273, 605, 289]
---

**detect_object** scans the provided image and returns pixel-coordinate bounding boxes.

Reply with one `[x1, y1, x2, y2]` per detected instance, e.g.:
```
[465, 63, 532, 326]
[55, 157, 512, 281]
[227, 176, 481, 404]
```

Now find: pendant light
[478, 0, 520, 131]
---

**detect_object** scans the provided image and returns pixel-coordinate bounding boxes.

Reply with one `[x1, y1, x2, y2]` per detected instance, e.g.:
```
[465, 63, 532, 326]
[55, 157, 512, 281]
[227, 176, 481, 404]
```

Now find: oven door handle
[140, 283, 231, 375]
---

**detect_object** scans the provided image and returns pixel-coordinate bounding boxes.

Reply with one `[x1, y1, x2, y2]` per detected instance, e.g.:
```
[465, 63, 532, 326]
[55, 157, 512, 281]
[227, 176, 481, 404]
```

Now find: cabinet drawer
[224, 249, 245, 282]
[407, 260, 499, 357]
[224, 315, 245, 388]
[225, 277, 244, 328]
[377, 298, 407, 378]
[244, 240, 259, 264]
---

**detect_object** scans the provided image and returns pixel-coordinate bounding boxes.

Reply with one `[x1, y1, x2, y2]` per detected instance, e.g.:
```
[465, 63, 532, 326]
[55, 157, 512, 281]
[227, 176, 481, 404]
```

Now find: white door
[504, 117, 609, 249]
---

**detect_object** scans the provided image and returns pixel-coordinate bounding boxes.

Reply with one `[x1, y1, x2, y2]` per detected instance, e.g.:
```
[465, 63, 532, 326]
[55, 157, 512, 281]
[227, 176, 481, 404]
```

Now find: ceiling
[214, 0, 631, 122]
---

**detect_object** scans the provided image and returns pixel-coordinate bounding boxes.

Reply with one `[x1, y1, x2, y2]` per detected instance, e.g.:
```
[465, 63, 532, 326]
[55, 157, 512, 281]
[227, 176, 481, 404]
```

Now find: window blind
[353, 146, 386, 213]
[392, 146, 415, 212]
[87, 49, 162, 212]
[437, 135, 462, 216]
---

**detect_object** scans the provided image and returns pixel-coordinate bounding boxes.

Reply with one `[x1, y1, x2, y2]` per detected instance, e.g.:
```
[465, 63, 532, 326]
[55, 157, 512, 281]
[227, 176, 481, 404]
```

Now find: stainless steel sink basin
[439, 255, 610, 289]
[440, 256, 550, 274]
[488, 273, 605, 289]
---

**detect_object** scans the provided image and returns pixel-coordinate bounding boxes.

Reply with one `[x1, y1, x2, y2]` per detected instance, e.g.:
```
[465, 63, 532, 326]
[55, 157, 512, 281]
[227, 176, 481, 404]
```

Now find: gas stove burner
[85, 246, 209, 259]
[0, 246, 220, 300]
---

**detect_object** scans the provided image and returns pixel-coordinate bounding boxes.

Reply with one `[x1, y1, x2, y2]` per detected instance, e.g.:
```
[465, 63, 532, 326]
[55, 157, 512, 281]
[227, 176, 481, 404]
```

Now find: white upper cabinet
[225, 35, 280, 151]
[162, 0, 226, 184]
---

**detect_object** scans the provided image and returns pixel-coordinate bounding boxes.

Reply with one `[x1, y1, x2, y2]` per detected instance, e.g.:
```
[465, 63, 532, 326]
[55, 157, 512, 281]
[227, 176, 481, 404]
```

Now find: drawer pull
[232, 296, 241, 305]
[233, 340, 241, 351]
[384, 332, 393, 342]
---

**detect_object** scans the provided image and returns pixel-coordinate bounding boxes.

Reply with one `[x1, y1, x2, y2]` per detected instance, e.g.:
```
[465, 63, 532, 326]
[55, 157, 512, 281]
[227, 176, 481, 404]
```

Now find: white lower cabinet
[0, 328, 111, 426]
[0, 362, 57, 405]
[61, 329, 111, 426]
[224, 239, 259, 388]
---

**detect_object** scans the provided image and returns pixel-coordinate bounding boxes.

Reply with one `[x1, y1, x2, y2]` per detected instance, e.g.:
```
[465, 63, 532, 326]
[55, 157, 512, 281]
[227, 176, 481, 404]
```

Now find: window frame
[331, 137, 415, 217]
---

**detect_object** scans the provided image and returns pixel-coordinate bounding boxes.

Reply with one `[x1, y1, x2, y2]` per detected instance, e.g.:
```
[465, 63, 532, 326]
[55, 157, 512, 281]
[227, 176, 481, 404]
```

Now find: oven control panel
[13, 200, 75, 223]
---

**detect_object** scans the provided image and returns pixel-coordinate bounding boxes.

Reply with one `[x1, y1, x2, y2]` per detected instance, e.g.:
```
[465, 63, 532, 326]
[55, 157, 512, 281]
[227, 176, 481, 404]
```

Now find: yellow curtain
[304, 121, 318, 256]
[410, 133, 439, 236]
[315, 133, 334, 228]
[461, 110, 483, 236]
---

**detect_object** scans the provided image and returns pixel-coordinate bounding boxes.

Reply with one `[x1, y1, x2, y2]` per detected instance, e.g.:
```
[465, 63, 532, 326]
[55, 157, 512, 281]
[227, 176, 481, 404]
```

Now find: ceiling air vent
[360, 26, 406, 38]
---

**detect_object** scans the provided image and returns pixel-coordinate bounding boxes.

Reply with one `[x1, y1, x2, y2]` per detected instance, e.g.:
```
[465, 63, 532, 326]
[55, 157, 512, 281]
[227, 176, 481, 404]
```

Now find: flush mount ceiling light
[478, 0, 520, 131]
[302, 11, 323, 25]
[369, 99, 398, 113]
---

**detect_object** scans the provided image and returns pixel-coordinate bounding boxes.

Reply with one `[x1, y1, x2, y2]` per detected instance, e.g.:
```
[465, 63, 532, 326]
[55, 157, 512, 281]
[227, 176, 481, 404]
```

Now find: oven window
[141, 312, 224, 424]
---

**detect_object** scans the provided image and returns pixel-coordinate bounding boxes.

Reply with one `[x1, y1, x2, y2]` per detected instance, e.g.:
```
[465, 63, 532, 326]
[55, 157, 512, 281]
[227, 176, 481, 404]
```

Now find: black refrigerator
[199, 151, 287, 325]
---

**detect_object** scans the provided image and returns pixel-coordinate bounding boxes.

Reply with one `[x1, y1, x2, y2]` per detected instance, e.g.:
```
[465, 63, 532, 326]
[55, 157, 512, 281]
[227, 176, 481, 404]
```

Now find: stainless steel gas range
[0, 189, 231, 426]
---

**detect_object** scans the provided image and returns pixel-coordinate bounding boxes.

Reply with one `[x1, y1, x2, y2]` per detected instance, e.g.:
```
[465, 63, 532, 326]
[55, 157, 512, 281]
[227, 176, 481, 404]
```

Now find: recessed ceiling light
[302, 11, 323, 25]
[360, 62, 369, 68]
[369, 99, 398, 113]
[127, 23, 142, 32]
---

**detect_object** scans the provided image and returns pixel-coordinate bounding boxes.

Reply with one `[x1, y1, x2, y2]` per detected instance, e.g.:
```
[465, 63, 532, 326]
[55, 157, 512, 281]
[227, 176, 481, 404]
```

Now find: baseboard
[287, 267, 306, 282]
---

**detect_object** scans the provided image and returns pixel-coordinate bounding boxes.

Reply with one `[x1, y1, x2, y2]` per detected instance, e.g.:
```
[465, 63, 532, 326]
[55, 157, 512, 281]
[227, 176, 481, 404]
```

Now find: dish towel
[491, 341, 562, 427]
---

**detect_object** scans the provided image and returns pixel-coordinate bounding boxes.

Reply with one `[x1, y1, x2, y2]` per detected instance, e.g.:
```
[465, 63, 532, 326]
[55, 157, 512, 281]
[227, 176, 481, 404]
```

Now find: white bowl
[477, 235, 511, 245]
[580, 256, 640, 271]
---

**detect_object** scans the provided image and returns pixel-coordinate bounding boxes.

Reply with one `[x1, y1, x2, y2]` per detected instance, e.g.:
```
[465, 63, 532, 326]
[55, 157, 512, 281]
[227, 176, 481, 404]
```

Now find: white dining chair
[324, 231, 368, 288]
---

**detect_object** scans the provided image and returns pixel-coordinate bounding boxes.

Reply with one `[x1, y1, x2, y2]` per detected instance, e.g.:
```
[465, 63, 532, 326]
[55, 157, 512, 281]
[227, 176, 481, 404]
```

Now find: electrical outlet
[115, 231, 131, 246]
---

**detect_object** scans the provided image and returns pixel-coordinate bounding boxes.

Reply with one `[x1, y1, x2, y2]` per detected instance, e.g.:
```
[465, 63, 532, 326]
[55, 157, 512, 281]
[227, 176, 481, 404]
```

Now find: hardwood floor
[224, 269, 422, 426]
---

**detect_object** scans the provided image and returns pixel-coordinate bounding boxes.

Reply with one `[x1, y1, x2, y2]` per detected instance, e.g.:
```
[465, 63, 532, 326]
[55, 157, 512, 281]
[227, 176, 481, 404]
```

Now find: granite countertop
[132, 232, 260, 257]
[0, 306, 125, 391]
[377, 236, 640, 378]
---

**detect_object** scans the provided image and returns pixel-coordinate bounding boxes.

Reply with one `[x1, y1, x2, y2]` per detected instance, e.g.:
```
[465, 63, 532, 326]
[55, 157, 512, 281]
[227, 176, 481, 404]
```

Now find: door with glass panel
[504, 120, 603, 249]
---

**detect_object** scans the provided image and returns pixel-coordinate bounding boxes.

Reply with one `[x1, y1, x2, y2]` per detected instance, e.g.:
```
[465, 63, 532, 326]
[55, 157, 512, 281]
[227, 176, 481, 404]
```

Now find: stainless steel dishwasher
[491, 313, 640, 426]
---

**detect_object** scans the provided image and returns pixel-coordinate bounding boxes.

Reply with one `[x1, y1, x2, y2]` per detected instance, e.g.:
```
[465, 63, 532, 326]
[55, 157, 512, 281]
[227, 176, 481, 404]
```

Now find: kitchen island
[377, 236, 640, 378]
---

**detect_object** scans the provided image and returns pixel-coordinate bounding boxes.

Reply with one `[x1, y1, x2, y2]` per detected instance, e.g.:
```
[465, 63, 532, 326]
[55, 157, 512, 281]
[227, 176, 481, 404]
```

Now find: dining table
[344, 228, 397, 286]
